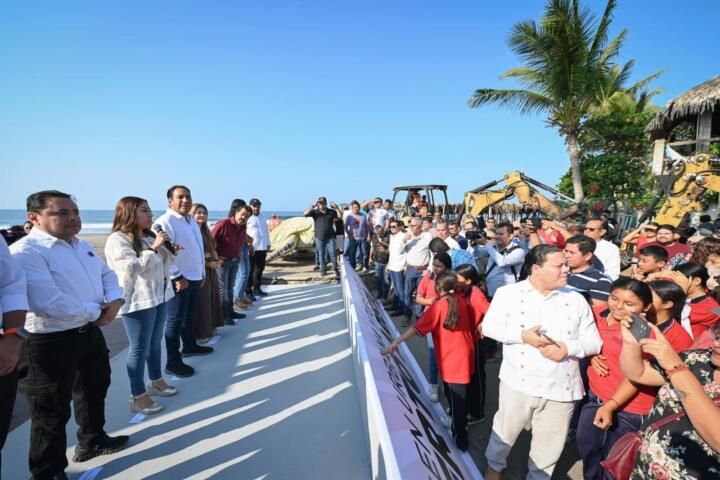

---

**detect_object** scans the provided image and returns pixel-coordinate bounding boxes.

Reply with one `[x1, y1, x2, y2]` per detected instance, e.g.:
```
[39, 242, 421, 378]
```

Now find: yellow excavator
[462, 171, 581, 220]
[640, 151, 720, 226]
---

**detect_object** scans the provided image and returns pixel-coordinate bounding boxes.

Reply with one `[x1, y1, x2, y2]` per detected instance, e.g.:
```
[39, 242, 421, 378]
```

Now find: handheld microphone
[152, 224, 176, 255]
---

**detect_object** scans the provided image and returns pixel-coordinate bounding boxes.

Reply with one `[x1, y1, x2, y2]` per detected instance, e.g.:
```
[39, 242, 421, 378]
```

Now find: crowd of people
[368, 206, 720, 479]
[0, 187, 272, 480]
[4, 188, 720, 479]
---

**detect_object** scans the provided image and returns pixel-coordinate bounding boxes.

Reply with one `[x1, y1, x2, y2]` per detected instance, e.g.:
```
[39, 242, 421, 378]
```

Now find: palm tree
[468, 0, 646, 203]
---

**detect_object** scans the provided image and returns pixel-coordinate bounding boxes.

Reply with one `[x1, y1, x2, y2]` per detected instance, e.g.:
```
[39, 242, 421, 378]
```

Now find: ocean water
[0, 209, 304, 233]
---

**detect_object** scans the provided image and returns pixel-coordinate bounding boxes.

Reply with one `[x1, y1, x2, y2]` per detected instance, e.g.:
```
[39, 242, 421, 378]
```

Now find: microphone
[152, 224, 176, 255]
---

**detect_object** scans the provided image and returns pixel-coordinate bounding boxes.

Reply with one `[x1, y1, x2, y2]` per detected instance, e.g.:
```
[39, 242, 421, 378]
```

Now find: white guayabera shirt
[482, 279, 602, 402]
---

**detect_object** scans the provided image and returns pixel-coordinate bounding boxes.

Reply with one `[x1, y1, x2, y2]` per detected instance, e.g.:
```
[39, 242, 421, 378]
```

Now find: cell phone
[537, 328, 559, 346]
[628, 312, 652, 341]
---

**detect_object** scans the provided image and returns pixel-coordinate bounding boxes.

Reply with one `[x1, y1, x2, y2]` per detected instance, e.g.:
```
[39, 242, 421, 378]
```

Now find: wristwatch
[2, 327, 27, 340]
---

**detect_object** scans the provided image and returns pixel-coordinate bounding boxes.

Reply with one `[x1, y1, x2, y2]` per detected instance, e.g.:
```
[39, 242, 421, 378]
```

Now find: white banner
[342, 260, 481, 480]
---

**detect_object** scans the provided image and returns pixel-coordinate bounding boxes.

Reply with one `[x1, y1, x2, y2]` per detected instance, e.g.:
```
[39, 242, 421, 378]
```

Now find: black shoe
[455, 437, 469, 452]
[225, 319, 237, 326]
[254, 289, 268, 297]
[320, 270, 328, 276]
[33, 473, 68, 480]
[73, 434, 129, 462]
[182, 345, 214, 357]
[231, 312, 246, 319]
[165, 362, 195, 377]
[313, 265, 320, 271]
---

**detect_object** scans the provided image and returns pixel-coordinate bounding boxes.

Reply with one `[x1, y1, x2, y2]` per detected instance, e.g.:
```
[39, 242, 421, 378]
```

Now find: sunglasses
[584, 227, 601, 231]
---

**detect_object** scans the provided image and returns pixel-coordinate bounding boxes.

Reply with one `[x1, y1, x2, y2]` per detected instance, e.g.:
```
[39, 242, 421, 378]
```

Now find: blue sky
[1, 0, 718, 212]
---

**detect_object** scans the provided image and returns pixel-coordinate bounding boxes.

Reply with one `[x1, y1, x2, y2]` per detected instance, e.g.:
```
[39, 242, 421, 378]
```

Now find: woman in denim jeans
[369, 225, 390, 299]
[105, 196, 178, 414]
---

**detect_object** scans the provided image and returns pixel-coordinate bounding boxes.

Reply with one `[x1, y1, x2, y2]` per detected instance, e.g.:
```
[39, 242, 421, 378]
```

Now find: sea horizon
[0, 209, 305, 234]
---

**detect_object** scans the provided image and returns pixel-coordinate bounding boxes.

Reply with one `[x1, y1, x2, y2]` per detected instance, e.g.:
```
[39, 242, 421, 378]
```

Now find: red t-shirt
[688, 295, 720, 339]
[588, 308, 693, 415]
[416, 272, 437, 309]
[538, 229, 566, 248]
[464, 286, 490, 338]
[633, 236, 654, 258]
[414, 294, 475, 384]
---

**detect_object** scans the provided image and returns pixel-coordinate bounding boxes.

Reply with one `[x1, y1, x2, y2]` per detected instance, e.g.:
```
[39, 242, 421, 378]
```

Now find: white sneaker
[429, 384, 439, 403]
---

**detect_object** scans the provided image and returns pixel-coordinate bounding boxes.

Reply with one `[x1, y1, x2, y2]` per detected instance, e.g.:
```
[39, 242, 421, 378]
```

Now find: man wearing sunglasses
[583, 219, 620, 280]
[622, 222, 660, 259]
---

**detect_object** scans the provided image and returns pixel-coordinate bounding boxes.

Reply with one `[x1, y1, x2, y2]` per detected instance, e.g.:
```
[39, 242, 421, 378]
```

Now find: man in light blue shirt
[476, 222, 526, 298]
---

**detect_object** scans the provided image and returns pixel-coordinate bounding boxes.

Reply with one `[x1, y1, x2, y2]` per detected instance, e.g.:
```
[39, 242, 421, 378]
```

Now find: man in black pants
[10, 190, 129, 480]
[246, 198, 271, 297]
[0, 235, 28, 473]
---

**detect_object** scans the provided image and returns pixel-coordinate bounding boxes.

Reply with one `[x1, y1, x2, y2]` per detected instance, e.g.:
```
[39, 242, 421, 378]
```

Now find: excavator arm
[652, 153, 720, 226]
[463, 171, 580, 220]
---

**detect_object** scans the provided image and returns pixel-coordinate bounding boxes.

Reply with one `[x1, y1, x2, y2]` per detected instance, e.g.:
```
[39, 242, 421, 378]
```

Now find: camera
[465, 230, 485, 241]
[530, 217, 543, 229]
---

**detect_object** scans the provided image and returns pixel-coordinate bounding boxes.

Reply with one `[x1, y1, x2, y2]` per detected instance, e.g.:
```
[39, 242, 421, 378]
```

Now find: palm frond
[467, 88, 554, 115]
[590, 0, 617, 57]
[628, 70, 665, 94]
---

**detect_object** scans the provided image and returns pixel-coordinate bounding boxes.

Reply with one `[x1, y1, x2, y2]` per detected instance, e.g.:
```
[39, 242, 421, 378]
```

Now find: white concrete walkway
[3, 284, 370, 480]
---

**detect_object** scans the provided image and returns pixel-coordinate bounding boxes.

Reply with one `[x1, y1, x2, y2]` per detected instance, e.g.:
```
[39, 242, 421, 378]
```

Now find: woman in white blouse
[105, 196, 178, 414]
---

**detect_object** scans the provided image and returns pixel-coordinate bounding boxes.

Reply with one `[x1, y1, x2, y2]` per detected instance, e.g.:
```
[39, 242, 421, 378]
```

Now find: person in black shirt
[369, 225, 391, 299]
[304, 197, 339, 276]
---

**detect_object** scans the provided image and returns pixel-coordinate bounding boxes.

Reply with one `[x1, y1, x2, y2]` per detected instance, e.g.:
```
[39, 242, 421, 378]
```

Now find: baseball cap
[249, 198, 261, 206]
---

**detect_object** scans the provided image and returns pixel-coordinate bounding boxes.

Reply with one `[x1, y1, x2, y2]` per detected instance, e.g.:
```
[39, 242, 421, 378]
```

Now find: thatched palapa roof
[647, 75, 720, 137]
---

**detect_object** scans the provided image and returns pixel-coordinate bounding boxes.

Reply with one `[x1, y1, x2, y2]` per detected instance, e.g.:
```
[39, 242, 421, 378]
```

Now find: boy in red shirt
[383, 272, 476, 451]
[674, 262, 720, 340]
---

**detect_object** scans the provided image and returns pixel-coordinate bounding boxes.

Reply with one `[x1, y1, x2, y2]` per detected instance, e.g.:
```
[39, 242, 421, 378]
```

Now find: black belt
[29, 322, 97, 338]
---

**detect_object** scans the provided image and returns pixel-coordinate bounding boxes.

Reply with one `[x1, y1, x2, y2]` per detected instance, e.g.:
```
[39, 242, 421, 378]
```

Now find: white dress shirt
[104, 232, 175, 314]
[444, 237, 460, 250]
[387, 231, 407, 272]
[0, 236, 28, 328]
[247, 213, 271, 251]
[477, 243, 526, 297]
[154, 209, 205, 281]
[10, 228, 123, 333]
[403, 232, 432, 267]
[594, 239, 621, 280]
[482, 280, 602, 402]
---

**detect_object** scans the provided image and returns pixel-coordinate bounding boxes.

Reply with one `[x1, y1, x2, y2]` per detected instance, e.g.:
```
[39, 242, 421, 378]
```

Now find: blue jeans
[374, 262, 388, 297]
[427, 335, 438, 385]
[344, 238, 360, 268]
[388, 270, 405, 311]
[165, 279, 201, 366]
[403, 267, 424, 317]
[220, 259, 239, 320]
[576, 390, 645, 480]
[315, 238, 337, 272]
[233, 245, 250, 300]
[122, 303, 168, 396]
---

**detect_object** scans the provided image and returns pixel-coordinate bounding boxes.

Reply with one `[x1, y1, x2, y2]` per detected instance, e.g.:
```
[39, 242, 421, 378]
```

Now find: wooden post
[697, 110, 712, 153]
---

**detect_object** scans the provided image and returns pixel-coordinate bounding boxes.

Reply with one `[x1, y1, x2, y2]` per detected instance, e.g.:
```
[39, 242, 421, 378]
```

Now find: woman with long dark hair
[190, 204, 224, 342]
[382, 271, 476, 451]
[105, 196, 177, 414]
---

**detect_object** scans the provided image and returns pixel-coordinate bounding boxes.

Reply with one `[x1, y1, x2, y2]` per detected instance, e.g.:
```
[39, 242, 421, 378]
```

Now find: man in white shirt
[154, 185, 211, 378]
[401, 217, 432, 326]
[10, 190, 129, 477]
[385, 219, 407, 316]
[584, 218, 621, 280]
[434, 221, 460, 250]
[482, 245, 602, 480]
[0, 235, 28, 472]
[246, 198, 271, 297]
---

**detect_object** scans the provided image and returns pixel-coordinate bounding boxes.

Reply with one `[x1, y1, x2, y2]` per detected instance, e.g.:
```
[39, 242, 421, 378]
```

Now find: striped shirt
[567, 266, 612, 304]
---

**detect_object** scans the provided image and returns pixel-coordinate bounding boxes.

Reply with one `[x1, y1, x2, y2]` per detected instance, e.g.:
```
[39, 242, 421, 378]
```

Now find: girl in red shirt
[674, 262, 720, 341]
[455, 263, 490, 423]
[383, 272, 475, 451]
[577, 278, 693, 479]
[415, 253, 452, 402]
